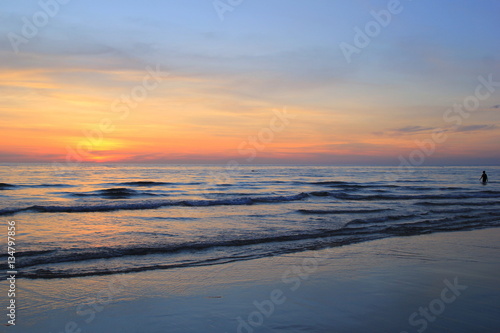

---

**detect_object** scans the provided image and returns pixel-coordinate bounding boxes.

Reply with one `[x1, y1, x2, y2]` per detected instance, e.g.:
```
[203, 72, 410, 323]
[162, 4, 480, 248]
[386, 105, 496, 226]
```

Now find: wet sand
[7, 227, 500, 333]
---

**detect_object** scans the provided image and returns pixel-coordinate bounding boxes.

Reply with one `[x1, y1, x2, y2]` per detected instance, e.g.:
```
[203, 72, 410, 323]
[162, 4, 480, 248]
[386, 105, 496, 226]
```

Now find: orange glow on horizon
[1, 63, 499, 165]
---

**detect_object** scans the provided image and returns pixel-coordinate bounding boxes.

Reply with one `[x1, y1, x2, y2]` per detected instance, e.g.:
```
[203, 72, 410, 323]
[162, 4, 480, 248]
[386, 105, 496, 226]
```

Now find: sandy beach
[5, 226, 499, 333]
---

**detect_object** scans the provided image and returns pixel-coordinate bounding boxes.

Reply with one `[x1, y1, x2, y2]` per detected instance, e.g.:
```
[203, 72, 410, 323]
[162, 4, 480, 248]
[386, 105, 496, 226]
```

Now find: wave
[307, 181, 471, 193]
[395, 179, 429, 183]
[332, 191, 500, 201]
[344, 213, 422, 226]
[332, 193, 410, 201]
[310, 181, 350, 185]
[113, 181, 203, 186]
[3, 224, 388, 279]
[68, 187, 161, 199]
[16, 232, 348, 268]
[382, 213, 500, 236]
[427, 207, 500, 215]
[0, 249, 57, 258]
[415, 201, 500, 207]
[0, 183, 74, 190]
[30, 184, 75, 188]
[11, 212, 500, 279]
[309, 191, 331, 196]
[298, 208, 389, 215]
[20, 255, 264, 279]
[21, 209, 486, 268]
[0, 192, 309, 216]
[0, 183, 17, 190]
[116, 181, 172, 186]
[309, 181, 400, 189]
[3, 186, 499, 215]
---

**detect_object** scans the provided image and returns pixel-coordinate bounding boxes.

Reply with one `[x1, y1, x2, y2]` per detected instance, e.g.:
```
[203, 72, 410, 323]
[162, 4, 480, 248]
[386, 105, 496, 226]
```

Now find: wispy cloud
[455, 124, 497, 132]
[375, 125, 437, 136]
[393, 126, 435, 133]
[0, 151, 61, 163]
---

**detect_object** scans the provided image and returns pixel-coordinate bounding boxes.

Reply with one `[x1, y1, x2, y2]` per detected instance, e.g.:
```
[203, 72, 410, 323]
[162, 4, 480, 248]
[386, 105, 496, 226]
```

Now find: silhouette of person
[480, 171, 488, 184]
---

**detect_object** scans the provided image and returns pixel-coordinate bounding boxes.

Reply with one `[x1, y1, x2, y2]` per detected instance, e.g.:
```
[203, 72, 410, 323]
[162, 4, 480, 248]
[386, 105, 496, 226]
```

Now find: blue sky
[1, 0, 499, 165]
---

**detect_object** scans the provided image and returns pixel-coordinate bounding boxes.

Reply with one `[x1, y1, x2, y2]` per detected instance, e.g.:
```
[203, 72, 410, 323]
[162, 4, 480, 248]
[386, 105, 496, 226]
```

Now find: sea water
[1, 164, 499, 279]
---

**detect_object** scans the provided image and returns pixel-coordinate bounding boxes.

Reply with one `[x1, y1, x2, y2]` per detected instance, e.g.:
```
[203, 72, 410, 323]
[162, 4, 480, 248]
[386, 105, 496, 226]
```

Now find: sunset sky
[1, 0, 499, 165]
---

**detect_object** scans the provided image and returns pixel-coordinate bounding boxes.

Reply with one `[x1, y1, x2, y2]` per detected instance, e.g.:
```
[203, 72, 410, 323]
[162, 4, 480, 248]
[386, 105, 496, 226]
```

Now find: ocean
[1, 164, 499, 280]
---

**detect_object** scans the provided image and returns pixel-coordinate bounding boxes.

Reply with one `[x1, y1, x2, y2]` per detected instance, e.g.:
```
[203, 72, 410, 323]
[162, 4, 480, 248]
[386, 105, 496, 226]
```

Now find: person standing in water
[480, 171, 488, 184]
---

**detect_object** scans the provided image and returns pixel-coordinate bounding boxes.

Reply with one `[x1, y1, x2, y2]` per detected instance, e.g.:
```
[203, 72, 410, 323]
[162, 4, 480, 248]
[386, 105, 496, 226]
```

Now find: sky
[1, 0, 499, 165]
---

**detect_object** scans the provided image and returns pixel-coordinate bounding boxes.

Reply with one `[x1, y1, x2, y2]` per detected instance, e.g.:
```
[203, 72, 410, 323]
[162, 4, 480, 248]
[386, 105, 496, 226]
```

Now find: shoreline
[5, 227, 500, 332]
